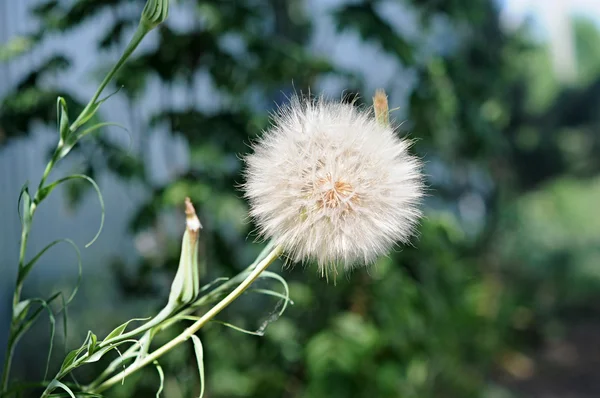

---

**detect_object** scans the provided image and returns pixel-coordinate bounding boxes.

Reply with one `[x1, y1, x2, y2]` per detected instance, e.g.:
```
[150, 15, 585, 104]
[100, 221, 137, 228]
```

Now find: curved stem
[89, 245, 283, 394]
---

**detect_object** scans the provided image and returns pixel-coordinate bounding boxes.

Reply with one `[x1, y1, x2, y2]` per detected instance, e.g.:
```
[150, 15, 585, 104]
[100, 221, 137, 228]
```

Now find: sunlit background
[2, 0, 600, 397]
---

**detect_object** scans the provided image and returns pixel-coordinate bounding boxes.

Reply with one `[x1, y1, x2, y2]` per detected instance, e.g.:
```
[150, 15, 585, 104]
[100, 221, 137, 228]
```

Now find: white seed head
[243, 95, 423, 275]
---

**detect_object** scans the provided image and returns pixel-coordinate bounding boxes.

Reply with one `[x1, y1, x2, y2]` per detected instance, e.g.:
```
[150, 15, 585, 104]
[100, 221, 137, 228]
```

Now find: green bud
[141, 0, 169, 30]
[168, 198, 202, 306]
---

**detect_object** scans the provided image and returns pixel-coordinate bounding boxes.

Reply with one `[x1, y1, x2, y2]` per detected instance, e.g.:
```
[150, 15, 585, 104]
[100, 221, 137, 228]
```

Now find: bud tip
[185, 197, 202, 231]
[373, 89, 389, 126]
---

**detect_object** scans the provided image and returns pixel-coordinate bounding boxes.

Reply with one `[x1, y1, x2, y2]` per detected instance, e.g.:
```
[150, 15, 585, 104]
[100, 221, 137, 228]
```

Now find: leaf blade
[190, 335, 205, 398]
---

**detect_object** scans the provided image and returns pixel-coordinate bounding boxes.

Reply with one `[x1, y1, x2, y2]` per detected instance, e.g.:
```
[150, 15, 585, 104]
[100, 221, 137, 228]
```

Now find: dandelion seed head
[243, 95, 423, 274]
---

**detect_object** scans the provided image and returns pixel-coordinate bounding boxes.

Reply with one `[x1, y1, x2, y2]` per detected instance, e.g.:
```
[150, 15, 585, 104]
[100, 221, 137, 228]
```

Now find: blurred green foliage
[3, 0, 600, 397]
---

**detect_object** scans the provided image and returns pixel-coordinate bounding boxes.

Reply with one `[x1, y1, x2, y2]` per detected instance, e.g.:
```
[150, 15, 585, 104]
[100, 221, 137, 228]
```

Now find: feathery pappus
[243, 93, 424, 277]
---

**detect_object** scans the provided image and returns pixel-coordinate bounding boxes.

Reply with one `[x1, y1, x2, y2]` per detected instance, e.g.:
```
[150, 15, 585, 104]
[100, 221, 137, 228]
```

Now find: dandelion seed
[242, 94, 423, 275]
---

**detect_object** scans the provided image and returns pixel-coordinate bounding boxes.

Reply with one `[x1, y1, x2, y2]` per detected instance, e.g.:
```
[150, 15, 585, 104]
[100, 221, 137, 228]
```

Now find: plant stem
[1, 204, 33, 393]
[89, 245, 283, 394]
[69, 22, 149, 132]
[35, 151, 60, 199]
[0, 336, 16, 394]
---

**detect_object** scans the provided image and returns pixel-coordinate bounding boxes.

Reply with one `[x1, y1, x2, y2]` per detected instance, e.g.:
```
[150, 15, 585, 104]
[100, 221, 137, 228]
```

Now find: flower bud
[141, 0, 169, 31]
[168, 198, 202, 306]
[373, 89, 389, 127]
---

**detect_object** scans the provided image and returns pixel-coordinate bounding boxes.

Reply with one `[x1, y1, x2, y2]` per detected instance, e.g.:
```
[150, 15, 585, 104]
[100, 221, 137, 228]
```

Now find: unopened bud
[373, 89, 389, 127]
[141, 0, 169, 31]
[168, 197, 202, 306]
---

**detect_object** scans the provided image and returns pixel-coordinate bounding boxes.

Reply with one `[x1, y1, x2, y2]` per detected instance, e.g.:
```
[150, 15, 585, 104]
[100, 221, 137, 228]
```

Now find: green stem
[0, 337, 15, 394]
[35, 150, 60, 202]
[69, 22, 149, 132]
[89, 245, 283, 394]
[1, 205, 33, 393]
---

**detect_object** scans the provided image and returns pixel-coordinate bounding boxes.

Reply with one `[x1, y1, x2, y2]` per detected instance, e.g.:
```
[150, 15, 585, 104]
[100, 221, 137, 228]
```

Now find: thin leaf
[13, 299, 31, 323]
[86, 338, 140, 363]
[172, 315, 202, 322]
[13, 294, 60, 380]
[190, 335, 205, 398]
[59, 345, 86, 375]
[258, 270, 291, 316]
[36, 175, 104, 247]
[2, 381, 78, 397]
[198, 277, 229, 294]
[58, 293, 70, 363]
[211, 320, 265, 336]
[248, 288, 294, 306]
[69, 86, 122, 132]
[15, 238, 81, 377]
[86, 331, 98, 356]
[102, 317, 151, 343]
[18, 238, 81, 294]
[153, 360, 164, 398]
[78, 122, 129, 142]
[46, 379, 76, 398]
[85, 345, 116, 364]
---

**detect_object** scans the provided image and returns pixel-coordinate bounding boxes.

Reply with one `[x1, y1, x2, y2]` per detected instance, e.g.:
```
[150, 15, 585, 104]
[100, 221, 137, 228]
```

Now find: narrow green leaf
[46, 379, 76, 398]
[69, 103, 100, 133]
[103, 323, 130, 343]
[77, 122, 129, 142]
[258, 271, 291, 316]
[69, 86, 122, 133]
[172, 315, 201, 322]
[190, 335, 205, 398]
[199, 277, 229, 294]
[2, 381, 78, 396]
[12, 294, 60, 380]
[102, 317, 151, 343]
[13, 300, 31, 323]
[18, 239, 81, 292]
[59, 346, 85, 375]
[16, 294, 60, 334]
[86, 338, 140, 363]
[86, 331, 98, 356]
[248, 288, 294, 305]
[211, 320, 265, 336]
[85, 346, 113, 365]
[153, 360, 164, 398]
[36, 175, 104, 247]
